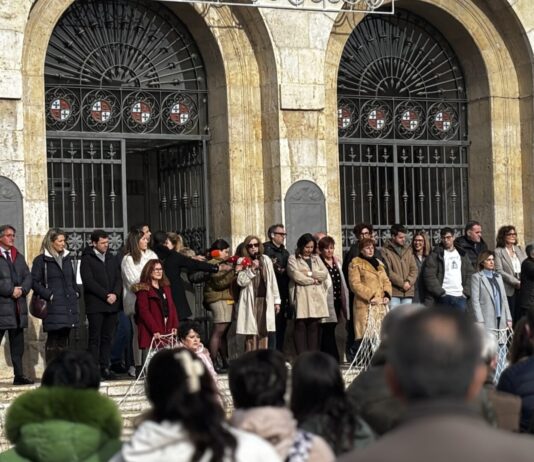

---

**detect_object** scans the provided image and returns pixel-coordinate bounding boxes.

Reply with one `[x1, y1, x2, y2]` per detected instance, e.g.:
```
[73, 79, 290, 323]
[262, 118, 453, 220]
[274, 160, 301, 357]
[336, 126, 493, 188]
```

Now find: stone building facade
[0, 0, 533, 377]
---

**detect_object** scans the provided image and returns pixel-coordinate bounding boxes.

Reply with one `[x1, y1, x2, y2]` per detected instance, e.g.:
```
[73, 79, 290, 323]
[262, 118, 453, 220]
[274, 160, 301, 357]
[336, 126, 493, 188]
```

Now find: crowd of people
[3, 220, 534, 459]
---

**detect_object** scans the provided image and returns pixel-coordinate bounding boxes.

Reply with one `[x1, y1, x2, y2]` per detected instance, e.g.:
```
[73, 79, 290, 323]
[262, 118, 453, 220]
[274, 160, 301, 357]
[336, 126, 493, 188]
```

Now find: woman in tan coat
[287, 233, 329, 355]
[348, 238, 392, 340]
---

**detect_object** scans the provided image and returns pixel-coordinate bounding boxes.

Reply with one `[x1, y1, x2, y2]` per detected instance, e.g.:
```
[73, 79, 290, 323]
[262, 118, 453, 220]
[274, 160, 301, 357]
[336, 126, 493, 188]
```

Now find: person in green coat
[0, 350, 122, 462]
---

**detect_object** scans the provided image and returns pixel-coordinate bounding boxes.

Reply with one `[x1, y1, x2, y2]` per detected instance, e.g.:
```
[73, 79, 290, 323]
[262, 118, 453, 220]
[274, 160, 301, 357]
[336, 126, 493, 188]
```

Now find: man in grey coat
[339, 307, 534, 462]
[0, 225, 33, 385]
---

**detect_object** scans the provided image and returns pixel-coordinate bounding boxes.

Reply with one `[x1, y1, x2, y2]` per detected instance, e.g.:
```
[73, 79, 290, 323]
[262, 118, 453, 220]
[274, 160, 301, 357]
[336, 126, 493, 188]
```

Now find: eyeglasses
[506, 232, 517, 236]
[274, 232, 287, 236]
[247, 243, 259, 248]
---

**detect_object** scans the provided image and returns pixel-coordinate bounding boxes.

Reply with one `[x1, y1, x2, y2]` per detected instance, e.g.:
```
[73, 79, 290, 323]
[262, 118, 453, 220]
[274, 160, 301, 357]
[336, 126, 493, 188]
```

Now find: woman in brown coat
[348, 238, 392, 340]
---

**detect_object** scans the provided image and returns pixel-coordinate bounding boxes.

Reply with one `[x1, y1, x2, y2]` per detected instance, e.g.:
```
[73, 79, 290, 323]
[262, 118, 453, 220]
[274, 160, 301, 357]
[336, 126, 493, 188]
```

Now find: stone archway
[22, 0, 274, 252]
[325, 0, 534, 243]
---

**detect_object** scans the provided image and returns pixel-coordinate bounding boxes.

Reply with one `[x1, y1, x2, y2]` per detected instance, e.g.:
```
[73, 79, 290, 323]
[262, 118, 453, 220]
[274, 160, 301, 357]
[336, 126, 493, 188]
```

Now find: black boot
[100, 367, 117, 381]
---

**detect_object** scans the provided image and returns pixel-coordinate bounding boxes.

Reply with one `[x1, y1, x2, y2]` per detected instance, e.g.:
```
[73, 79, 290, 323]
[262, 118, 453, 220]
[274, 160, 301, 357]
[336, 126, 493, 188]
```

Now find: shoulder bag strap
[44, 260, 48, 289]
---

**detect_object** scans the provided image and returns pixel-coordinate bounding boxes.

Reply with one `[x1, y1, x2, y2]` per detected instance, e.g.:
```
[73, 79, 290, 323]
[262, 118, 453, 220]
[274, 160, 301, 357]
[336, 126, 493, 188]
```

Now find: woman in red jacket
[133, 259, 178, 363]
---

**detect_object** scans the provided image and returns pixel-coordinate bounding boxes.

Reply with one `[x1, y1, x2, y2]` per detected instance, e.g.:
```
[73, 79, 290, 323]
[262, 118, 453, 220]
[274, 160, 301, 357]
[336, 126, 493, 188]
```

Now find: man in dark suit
[0, 224, 33, 385]
[339, 306, 534, 462]
[80, 229, 122, 380]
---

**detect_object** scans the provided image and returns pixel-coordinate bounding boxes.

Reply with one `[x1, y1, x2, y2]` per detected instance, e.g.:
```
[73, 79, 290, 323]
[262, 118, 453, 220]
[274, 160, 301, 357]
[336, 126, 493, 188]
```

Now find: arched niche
[0, 177, 24, 253]
[284, 180, 327, 252]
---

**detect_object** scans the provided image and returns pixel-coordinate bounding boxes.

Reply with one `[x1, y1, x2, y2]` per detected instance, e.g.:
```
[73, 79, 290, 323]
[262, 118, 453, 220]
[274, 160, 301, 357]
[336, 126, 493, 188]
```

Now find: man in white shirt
[422, 227, 474, 310]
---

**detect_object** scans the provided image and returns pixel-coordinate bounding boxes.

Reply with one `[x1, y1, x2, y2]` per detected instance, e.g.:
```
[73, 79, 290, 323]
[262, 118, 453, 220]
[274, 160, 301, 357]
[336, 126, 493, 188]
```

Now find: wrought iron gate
[44, 0, 209, 253]
[338, 10, 469, 249]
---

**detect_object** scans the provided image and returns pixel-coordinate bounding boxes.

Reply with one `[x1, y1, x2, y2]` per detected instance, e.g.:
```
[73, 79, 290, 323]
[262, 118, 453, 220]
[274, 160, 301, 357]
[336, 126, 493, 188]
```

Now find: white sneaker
[128, 366, 136, 378]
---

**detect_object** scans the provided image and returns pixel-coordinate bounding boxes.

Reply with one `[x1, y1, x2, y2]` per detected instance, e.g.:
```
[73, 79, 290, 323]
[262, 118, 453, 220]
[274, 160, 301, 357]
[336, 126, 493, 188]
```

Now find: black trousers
[0, 328, 25, 377]
[45, 328, 71, 365]
[87, 311, 118, 368]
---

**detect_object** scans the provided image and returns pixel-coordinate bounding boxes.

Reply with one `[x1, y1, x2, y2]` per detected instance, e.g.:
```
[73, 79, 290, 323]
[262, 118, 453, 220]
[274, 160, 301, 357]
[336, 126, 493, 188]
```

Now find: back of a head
[387, 306, 482, 402]
[146, 348, 221, 421]
[291, 351, 345, 420]
[41, 350, 100, 389]
[153, 230, 167, 247]
[380, 303, 426, 342]
[229, 350, 287, 409]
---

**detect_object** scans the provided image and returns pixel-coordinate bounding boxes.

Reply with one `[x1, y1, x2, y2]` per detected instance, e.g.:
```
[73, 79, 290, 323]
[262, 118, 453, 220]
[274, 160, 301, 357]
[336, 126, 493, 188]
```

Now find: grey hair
[0, 225, 15, 237]
[480, 327, 499, 365]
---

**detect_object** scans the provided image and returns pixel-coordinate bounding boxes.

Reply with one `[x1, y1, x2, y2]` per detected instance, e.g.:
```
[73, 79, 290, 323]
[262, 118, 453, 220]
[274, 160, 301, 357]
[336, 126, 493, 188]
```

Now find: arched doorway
[44, 0, 208, 253]
[338, 10, 468, 247]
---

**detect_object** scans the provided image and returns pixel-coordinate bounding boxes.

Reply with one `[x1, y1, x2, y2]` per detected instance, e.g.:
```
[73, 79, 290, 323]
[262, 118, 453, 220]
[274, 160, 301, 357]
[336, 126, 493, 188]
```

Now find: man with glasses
[423, 227, 474, 310]
[264, 224, 290, 352]
[0, 225, 34, 385]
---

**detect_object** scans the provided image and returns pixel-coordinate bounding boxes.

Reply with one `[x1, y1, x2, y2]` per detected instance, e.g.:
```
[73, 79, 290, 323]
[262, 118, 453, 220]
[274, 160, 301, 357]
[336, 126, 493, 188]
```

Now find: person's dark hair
[318, 235, 335, 251]
[353, 223, 373, 238]
[464, 220, 481, 233]
[41, 350, 100, 389]
[295, 233, 316, 257]
[130, 223, 150, 234]
[209, 239, 230, 252]
[526, 243, 534, 259]
[387, 306, 483, 401]
[178, 320, 202, 342]
[476, 250, 495, 272]
[390, 224, 407, 236]
[90, 229, 108, 244]
[496, 225, 516, 248]
[0, 225, 15, 238]
[153, 230, 167, 247]
[440, 227, 455, 238]
[146, 348, 236, 462]
[291, 352, 359, 455]
[229, 350, 287, 409]
[139, 259, 170, 287]
[509, 317, 534, 364]
[358, 237, 375, 251]
[124, 230, 145, 263]
[267, 224, 285, 239]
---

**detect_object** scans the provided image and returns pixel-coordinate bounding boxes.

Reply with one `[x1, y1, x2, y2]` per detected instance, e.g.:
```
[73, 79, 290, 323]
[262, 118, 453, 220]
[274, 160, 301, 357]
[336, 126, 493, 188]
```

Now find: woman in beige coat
[287, 233, 329, 355]
[348, 238, 392, 340]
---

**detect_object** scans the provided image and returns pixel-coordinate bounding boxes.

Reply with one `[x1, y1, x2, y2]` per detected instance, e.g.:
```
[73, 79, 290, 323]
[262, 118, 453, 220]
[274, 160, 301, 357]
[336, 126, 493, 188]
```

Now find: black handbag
[30, 261, 48, 319]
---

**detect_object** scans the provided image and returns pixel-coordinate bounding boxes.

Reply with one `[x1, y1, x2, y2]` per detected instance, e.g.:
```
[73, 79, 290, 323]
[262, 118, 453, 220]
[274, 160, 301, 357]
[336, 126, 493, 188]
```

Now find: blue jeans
[439, 294, 467, 312]
[110, 311, 133, 367]
[389, 297, 413, 309]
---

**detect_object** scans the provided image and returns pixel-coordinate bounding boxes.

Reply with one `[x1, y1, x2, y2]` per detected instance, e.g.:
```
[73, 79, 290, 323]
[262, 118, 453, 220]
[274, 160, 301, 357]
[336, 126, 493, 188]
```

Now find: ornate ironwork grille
[338, 10, 468, 248]
[44, 0, 209, 254]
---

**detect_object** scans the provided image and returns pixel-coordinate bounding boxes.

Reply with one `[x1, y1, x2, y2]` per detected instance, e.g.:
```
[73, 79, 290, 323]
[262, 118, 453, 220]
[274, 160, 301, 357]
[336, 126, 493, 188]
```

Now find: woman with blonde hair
[31, 228, 80, 364]
[236, 235, 280, 352]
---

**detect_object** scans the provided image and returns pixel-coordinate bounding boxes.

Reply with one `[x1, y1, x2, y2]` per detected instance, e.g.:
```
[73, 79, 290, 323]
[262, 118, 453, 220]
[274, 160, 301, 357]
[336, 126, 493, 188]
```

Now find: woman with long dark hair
[287, 234, 329, 355]
[411, 231, 431, 303]
[121, 229, 158, 375]
[290, 352, 374, 456]
[495, 225, 527, 325]
[111, 348, 281, 462]
[133, 259, 178, 364]
[31, 228, 80, 364]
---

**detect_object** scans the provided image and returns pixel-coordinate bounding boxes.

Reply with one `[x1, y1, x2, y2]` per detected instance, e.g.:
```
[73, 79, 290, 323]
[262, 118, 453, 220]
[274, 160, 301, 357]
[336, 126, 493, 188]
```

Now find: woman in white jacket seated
[111, 348, 281, 462]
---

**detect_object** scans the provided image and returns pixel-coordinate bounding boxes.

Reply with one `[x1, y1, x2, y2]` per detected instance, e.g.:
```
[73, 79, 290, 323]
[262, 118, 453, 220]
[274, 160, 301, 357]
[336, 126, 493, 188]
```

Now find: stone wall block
[279, 83, 324, 110]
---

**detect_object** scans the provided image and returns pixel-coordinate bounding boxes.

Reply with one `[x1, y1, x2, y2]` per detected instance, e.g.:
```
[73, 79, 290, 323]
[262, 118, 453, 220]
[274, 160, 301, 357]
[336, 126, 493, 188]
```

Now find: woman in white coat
[236, 235, 280, 352]
[471, 250, 512, 331]
[111, 348, 281, 462]
[121, 230, 157, 375]
[287, 233, 329, 355]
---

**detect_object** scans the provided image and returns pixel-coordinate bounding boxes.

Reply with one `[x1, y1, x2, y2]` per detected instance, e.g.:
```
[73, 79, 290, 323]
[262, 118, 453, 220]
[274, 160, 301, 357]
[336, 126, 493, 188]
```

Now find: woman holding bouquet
[236, 235, 280, 352]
